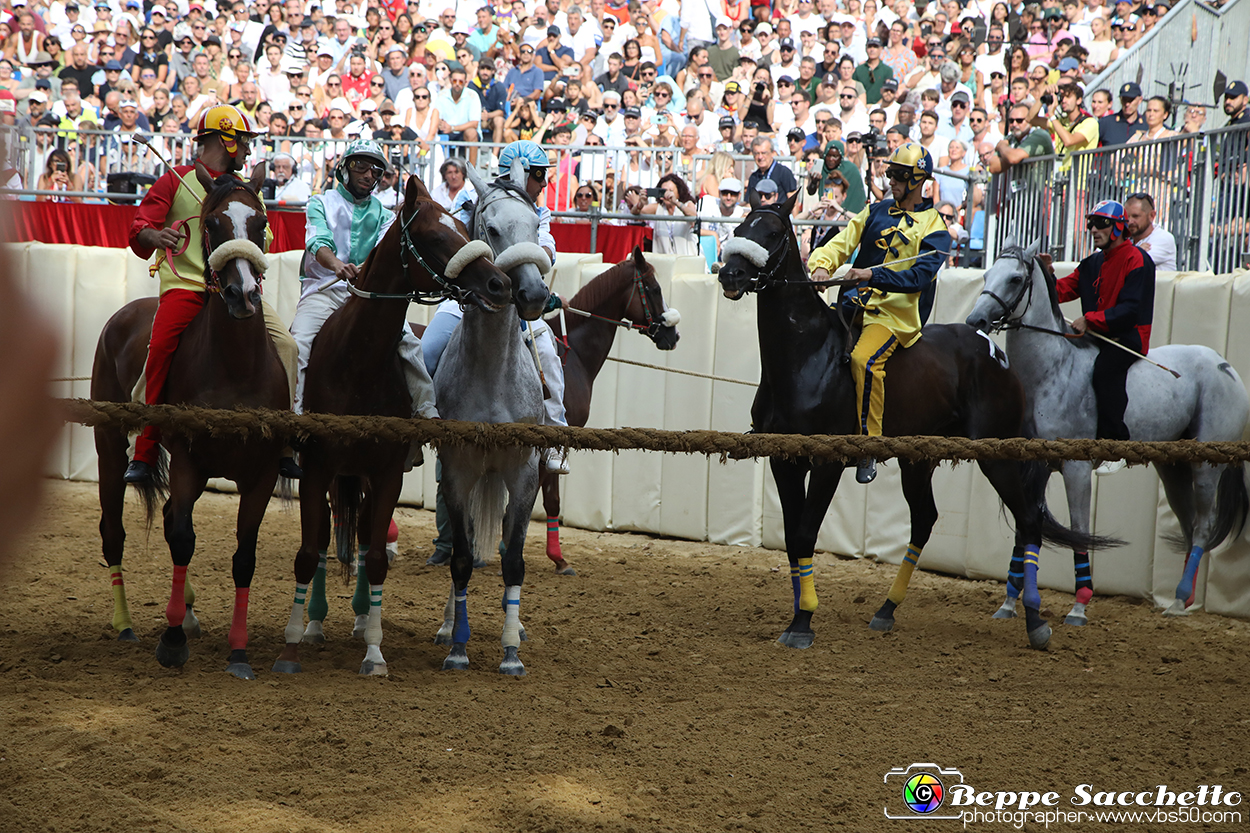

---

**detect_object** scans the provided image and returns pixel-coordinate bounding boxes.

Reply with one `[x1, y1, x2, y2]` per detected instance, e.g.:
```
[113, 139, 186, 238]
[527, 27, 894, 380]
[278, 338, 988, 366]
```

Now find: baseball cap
[1226, 80, 1249, 98]
[719, 177, 742, 192]
[546, 96, 567, 111]
[546, 25, 560, 36]
[119, 98, 139, 109]
[821, 72, 839, 86]
[756, 179, 779, 194]
[623, 106, 641, 118]
[27, 90, 48, 103]
[104, 59, 123, 70]
[150, 6, 165, 15]
[786, 127, 806, 142]
[378, 99, 396, 113]
[951, 89, 970, 103]
[714, 15, 732, 28]
[754, 22, 772, 34]
[882, 78, 898, 91]
[865, 36, 882, 47]
[317, 44, 335, 56]
[204, 34, 221, 46]
[1119, 81, 1142, 98]
[777, 74, 794, 85]
[723, 80, 741, 94]
[718, 115, 735, 128]
[1058, 56, 1081, 72]
[779, 36, 795, 50]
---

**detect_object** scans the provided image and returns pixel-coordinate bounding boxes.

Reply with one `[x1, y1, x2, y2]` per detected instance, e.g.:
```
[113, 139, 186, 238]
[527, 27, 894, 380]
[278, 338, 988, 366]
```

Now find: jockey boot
[279, 456, 303, 479]
[543, 447, 570, 475]
[855, 457, 877, 484]
[124, 459, 154, 485]
[1094, 459, 1126, 476]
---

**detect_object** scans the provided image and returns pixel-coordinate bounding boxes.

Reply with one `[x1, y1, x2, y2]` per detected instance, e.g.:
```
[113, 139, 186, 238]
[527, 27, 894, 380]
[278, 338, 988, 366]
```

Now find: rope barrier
[58, 398, 1250, 466]
[604, 356, 757, 386]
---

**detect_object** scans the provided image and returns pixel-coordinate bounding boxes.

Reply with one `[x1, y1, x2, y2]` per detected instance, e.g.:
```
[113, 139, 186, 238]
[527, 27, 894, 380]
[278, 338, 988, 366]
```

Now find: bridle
[725, 208, 860, 294]
[976, 249, 1076, 338]
[344, 199, 480, 304]
[201, 181, 269, 294]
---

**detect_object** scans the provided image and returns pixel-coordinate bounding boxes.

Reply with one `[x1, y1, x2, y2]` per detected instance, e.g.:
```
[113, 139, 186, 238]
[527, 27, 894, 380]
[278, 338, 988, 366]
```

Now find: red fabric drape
[550, 222, 652, 264]
[0, 201, 307, 252]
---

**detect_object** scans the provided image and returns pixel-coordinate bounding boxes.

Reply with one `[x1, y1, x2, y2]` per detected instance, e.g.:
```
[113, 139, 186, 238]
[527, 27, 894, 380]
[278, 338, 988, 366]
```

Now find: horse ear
[404, 173, 431, 208]
[194, 159, 214, 192]
[1002, 234, 1016, 252]
[509, 157, 527, 191]
[1025, 238, 1042, 259]
[746, 190, 762, 212]
[632, 245, 646, 271]
[248, 160, 267, 194]
[781, 185, 799, 215]
[463, 160, 488, 196]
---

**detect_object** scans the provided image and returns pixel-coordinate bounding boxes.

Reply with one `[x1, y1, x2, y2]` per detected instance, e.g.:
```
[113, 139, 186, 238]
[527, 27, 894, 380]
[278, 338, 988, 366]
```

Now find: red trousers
[133, 289, 205, 465]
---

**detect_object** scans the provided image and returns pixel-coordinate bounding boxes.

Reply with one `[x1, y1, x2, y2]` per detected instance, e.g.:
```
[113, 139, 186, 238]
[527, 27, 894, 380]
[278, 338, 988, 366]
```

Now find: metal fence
[985, 122, 1250, 272]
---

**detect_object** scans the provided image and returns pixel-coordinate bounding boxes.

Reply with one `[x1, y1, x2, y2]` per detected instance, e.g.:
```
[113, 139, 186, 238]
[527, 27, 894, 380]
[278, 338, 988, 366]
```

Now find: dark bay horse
[272, 175, 510, 677]
[717, 196, 1111, 651]
[540, 247, 680, 570]
[91, 161, 287, 679]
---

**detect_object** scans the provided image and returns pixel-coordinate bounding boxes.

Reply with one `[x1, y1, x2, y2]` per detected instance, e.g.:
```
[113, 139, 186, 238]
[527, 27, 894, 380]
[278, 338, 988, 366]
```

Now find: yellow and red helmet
[194, 103, 258, 157]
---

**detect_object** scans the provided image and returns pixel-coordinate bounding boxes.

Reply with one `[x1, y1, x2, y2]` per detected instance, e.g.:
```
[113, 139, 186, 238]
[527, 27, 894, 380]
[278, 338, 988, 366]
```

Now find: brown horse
[540, 247, 680, 570]
[92, 161, 287, 679]
[272, 175, 511, 677]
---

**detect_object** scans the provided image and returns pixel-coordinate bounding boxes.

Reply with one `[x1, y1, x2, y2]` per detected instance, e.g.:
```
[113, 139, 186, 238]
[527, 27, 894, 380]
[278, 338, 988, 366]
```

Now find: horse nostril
[488, 277, 505, 296]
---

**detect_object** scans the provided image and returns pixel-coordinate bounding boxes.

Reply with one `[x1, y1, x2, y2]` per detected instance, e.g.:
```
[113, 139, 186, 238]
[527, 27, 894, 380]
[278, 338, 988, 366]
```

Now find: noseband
[201, 182, 269, 294]
[976, 250, 1037, 332]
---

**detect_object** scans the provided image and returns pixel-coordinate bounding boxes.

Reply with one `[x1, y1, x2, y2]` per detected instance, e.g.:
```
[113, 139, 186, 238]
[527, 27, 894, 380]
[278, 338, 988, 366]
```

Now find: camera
[864, 126, 891, 159]
[755, 81, 766, 91]
[1040, 92, 1054, 107]
[646, 187, 665, 199]
[921, 22, 932, 34]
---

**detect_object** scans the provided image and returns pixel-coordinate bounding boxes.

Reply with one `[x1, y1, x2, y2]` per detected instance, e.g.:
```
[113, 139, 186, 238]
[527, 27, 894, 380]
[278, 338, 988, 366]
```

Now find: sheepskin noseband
[720, 236, 770, 269]
[444, 240, 495, 281]
[660, 308, 681, 327]
[494, 241, 552, 276]
[207, 238, 269, 275]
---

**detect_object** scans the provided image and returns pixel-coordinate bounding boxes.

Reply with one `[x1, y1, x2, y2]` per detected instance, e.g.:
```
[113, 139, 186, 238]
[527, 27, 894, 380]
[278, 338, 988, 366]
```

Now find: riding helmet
[335, 138, 388, 188]
[885, 141, 934, 194]
[195, 104, 259, 158]
[1087, 199, 1127, 238]
[498, 140, 549, 174]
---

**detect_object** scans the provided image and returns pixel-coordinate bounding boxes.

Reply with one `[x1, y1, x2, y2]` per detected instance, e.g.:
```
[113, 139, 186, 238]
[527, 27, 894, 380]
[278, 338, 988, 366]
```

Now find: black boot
[124, 460, 154, 484]
[279, 456, 303, 479]
[855, 457, 877, 484]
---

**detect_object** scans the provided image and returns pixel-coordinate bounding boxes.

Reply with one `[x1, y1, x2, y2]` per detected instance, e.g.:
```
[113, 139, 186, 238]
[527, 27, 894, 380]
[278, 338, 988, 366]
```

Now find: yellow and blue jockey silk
[806, 197, 949, 348]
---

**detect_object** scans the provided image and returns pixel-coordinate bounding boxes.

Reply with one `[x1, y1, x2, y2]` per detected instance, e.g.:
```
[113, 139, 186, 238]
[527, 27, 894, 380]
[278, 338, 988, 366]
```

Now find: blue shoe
[124, 460, 154, 485]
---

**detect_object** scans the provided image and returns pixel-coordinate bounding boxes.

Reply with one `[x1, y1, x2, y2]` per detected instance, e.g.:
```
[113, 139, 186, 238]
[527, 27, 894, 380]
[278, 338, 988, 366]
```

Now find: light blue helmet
[498, 140, 549, 173]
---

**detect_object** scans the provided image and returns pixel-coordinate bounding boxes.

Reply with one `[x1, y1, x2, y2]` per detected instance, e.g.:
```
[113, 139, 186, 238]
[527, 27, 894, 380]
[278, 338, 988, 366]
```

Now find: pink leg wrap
[1075, 587, 1093, 605]
[229, 587, 250, 650]
[546, 517, 562, 560]
[166, 565, 187, 628]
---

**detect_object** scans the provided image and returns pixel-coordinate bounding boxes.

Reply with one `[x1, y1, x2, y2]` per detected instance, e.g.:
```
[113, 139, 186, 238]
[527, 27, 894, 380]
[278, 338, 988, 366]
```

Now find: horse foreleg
[304, 490, 332, 642]
[540, 470, 575, 575]
[1166, 463, 1214, 616]
[772, 459, 841, 649]
[357, 475, 400, 677]
[156, 459, 207, 669]
[97, 428, 135, 641]
[276, 462, 329, 674]
[440, 470, 474, 670]
[223, 475, 275, 680]
[499, 464, 537, 676]
[1061, 461, 1094, 626]
[871, 462, 938, 633]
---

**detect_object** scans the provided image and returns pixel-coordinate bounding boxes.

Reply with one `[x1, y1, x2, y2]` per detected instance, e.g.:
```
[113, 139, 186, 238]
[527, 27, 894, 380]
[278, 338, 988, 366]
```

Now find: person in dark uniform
[1055, 199, 1156, 444]
[1097, 81, 1146, 147]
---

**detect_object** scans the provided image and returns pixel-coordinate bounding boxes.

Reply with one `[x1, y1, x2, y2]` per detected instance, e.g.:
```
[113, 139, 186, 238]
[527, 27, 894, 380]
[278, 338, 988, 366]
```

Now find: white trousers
[291, 283, 439, 418]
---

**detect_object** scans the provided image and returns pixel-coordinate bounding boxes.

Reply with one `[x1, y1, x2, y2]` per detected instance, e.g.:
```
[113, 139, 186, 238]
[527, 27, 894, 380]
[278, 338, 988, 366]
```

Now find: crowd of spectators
[0, 0, 1246, 263]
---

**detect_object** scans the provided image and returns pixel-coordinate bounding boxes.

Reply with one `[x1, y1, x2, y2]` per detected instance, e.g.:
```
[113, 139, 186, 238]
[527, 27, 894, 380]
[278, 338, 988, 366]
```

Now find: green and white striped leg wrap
[284, 582, 308, 644]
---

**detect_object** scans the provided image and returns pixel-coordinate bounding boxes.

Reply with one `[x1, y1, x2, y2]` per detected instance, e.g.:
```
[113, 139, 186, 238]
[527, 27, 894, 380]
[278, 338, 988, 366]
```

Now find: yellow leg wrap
[798, 557, 818, 612]
[109, 566, 133, 633]
[850, 323, 899, 437]
[887, 544, 922, 605]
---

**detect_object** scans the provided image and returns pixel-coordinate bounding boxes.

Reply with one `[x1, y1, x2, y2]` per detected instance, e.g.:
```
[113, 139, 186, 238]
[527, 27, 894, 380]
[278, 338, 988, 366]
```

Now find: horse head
[717, 189, 801, 300]
[464, 158, 551, 321]
[399, 174, 511, 312]
[625, 247, 680, 350]
[965, 236, 1043, 333]
[197, 160, 269, 319]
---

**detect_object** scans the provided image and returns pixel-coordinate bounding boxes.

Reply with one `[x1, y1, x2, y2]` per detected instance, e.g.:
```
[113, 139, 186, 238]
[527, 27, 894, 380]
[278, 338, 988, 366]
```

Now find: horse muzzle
[221, 283, 260, 319]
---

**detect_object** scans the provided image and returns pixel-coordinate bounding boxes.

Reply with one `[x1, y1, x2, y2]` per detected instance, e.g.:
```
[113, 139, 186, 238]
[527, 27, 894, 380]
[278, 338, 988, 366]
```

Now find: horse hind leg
[870, 462, 938, 633]
[771, 459, 841, 649]
[979, 459, 1051, 650]
[97, 427, 137, 642]
[499, 470, 535, 676]
[358, 476, 400, 677]
[155, 464, 207, 669]
[1062, 461, 1095, 627]
[541, 471, 575, 576]
[223, 474, 278, 680]
[992, 546, 1024, 619]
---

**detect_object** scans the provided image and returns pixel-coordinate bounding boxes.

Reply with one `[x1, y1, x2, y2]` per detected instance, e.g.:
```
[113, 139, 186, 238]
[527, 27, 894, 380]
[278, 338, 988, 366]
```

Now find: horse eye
[486, 225, 499, 237]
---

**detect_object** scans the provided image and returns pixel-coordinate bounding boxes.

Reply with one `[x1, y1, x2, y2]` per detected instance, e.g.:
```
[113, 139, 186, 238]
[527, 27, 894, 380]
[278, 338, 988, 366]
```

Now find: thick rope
[58, 398, 1250, 466]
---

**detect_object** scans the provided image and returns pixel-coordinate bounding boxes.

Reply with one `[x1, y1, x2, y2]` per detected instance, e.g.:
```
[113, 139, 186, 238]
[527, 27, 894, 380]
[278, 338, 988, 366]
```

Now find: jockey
[807, 141, 949, 484]
[126, 103, 300, 485]
[1057, 199, 1155, 462]
[292, 138, 439, 454]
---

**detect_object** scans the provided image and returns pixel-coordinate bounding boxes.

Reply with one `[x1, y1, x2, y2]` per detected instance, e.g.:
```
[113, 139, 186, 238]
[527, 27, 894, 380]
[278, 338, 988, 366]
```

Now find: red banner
[0, 201, 308, 253]
[550, 222, 652, 264]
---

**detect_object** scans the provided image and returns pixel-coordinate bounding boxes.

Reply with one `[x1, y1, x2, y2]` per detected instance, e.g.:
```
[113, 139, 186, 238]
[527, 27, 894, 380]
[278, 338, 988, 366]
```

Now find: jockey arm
[536, 204, 556, 263]
[864, 226, 948, 294]
[306, 194, 356, 280]
[807, 205, 869, 278]
[129, 168, 186, 258]
[1088, 253, 1154, 337]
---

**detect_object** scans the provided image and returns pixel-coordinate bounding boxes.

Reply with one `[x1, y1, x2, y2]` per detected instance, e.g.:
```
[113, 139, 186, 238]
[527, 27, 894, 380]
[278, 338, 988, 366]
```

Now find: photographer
[1036, 81, 1098, 174]
[626, 172, 698, 255]
[36, 149, 86, 202]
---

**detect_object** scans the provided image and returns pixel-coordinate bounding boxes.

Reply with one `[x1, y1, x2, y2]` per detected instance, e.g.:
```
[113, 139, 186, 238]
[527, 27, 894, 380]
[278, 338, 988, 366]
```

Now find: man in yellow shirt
[1040, 81, 1100, 175]
[808, 142, 948, 483]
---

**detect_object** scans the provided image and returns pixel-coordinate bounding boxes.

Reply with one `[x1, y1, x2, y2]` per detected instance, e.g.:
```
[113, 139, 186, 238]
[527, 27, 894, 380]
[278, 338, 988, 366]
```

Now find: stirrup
[855, 457, 877, 484]
[124, 460, 154, 484]
[1093, 459, 1126, 476]
[279, 456, 303, 480]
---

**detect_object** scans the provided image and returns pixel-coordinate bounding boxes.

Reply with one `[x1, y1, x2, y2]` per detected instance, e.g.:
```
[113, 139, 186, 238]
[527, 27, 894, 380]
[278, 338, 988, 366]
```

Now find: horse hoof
[434, 630, 453, 646]
[155, 638, 189, 669]
[1064, 612, 1088, 627]
[1163, 599, 1190, 617]
[182, 608, 202, 639]
[1027, 623, 1052, 651]
[352, 615, 368, 640]
[271, 659, 302, 674]
[499, 647, 526, 676]
[442, 644, 469, 671]
[869, 615, 895, 632]
[301, 627, 326, 645]
[991, 604, 1018, 619]
[425, 550, 451, 566]
[777, 631, 814, 649]
[226, 662, 255, 680]
[117, 628, 139, 643]
[472, 558, 490, 570]
[556, 565, 577, 576]
[359, 660, 388, 677]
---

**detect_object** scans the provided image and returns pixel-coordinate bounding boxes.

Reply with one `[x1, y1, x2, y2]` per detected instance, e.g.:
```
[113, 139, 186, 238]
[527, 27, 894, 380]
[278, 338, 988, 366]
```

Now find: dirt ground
[1, 480, 1248, 833]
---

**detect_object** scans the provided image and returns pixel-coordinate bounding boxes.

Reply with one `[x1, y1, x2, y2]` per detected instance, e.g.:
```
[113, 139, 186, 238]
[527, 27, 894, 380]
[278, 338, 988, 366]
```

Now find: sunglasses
[699, 71, 714, 78]
[347, 159, 385, 175]
[229, 52, 242, 57]
[1087, 216, 1114, 230]
[969, 117, 984, 124]
[952, 101, 967, 108]
[370, 80, 385, 86]
[604, 102, 618, 108]
[779, 80, 794, 86]
[655, 91, 670, 98]
[886, 168, 911, 182]
[575, 191, 593, 199]
[839, 94, 855, 99]
[326, 81, 341, 86]
[939, 212, 955, 221]
[414, 93, 430, 99]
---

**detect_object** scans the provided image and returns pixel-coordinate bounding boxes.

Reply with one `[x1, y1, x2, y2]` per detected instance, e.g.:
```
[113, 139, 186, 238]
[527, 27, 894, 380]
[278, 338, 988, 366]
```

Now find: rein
[344, 200, 478, 304]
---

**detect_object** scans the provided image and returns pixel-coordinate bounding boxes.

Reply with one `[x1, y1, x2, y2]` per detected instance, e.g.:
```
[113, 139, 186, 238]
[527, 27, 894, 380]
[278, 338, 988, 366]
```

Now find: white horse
[966, 238, 1250, 622]
[432, 159, 552, 675]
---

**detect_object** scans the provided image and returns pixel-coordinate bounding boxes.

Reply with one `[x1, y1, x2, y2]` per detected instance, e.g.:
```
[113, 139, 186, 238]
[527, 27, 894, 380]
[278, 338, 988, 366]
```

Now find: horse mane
[569, 258, 640, 314]
[465, 178, 535, 238]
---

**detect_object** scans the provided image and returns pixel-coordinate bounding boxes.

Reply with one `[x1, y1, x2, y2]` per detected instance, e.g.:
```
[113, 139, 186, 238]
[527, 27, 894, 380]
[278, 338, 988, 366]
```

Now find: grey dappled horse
[432, 158, 551, 675]
[967, 238, 1250, 621]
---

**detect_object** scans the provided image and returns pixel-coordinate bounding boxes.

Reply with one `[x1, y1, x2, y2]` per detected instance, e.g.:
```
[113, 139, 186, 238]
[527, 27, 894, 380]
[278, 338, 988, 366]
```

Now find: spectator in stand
[1225, 80, 1249, 126]
[505, 41, 545, 101]
[1089, 88, 1113, 119]
[1099, 81, 1144, 146]
[707, 18, 739, 81]
[1124, 192, 1176, 272]
[1180, 103, 1206, 135]
[986, 103, 1054, 173]
[852, 37, 892, 105]
[747, 134, 798, 199]
[1042, 82, 1099, 173]
[1130, 96, 1174, 142]
[271, 151, 312, 202]
[627, 171, 699, 254]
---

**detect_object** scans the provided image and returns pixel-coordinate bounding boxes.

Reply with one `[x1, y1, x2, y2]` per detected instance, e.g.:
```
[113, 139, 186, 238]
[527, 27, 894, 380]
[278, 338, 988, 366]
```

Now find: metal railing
[984, 123, 1250, 272]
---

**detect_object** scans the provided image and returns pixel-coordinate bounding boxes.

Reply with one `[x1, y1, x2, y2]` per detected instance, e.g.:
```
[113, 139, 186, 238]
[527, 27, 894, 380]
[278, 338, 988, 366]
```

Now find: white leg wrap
[284, 582, 308, 644]
[501, 585, 522, 649]
[365, 584, 384, 647]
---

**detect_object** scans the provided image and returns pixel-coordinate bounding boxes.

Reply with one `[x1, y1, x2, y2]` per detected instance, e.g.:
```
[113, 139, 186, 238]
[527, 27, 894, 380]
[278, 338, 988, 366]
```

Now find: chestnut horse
[92, 161, 287, 679]
[539, 247, 680, 569]
[272, 175, 510, 677]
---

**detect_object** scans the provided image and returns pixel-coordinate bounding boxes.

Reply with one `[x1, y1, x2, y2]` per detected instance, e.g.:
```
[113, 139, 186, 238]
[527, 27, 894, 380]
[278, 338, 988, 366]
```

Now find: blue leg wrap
[1022, 545, 1042, 610]
[1177, 546, 1204, 603]
[453, 592, 471, 644]
[789, 564, 801, 613]
[1006, 545, 1024, 599]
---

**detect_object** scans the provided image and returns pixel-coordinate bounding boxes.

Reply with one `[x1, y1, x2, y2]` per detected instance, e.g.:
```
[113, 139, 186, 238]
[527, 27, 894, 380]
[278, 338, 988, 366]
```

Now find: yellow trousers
[850, 323, 899, 437]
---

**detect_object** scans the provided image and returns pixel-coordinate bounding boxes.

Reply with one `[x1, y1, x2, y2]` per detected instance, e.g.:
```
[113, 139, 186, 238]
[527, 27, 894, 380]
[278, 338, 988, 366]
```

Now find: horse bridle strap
[390, 201, 481, 304]
[207, 238, 269, 276]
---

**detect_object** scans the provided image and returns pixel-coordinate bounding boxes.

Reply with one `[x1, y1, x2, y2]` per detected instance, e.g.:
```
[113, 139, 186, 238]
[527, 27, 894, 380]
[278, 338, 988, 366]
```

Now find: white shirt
[1138, 224, 1177, 272]
[275, 176, 312, 204]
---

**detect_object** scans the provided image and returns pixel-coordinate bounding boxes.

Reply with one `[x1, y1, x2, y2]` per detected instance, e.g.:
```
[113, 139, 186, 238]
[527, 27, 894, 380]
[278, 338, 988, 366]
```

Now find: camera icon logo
[884, 763, 965, 820]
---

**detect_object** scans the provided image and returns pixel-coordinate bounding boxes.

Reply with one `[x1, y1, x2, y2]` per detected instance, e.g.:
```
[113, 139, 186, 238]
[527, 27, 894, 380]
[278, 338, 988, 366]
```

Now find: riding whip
[1067, 322, 1182, 378]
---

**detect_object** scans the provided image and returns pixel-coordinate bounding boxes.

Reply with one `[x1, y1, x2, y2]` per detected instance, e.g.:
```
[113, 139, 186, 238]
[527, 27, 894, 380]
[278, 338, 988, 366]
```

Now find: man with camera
[1037, 81, 1098, 174]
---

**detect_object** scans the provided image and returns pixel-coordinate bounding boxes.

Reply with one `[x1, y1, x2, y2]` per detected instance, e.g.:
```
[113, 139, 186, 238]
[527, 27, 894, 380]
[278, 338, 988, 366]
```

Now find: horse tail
[334, 475, 362, 583]
[1206, 464, 1249, 551]
[133, 446, 169, 529]
[1020, 459, 1125, 552]
[468, 472, 507, 569]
